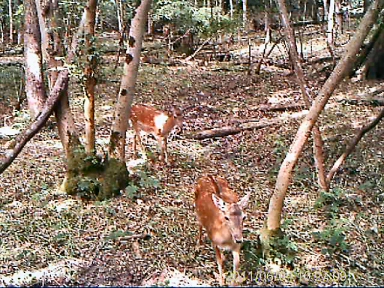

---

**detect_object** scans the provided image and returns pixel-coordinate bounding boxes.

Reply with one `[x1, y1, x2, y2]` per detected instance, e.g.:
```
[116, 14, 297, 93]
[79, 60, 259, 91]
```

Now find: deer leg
[198, 224, 203, 245]
[157, 137, 167, 163]
[214, 244, 225, 285]
[231, 247, 241, 285]
[163, 137, 168, 163]
[136, 132, 147, 158]
[133, 133, 138, 158]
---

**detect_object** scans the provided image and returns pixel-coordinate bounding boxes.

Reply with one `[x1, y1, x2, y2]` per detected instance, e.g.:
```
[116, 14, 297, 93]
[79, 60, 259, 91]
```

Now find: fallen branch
[249, 103, 306, 112]
[189, 110, 308, 140]
[326, 107, 384, 184]
[0, 70, 69, 174]
[185, 38, 211, 61]
[338, 96, 384, 106]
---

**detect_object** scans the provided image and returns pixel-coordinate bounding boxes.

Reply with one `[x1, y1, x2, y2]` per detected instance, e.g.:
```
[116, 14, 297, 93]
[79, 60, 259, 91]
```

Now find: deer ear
[212, 193, 226, 212]
[238, 193, 250, 209]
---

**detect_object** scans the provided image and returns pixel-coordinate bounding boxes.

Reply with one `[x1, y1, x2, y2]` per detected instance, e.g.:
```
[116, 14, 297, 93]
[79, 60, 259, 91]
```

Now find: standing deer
[130, 104, 183, 163]
[195, 175, 250, 285]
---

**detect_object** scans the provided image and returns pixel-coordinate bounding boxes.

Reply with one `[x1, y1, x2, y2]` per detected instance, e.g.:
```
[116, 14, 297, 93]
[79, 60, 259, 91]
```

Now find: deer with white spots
[195, 175, 250, 285]
[130, 104, 183, 163]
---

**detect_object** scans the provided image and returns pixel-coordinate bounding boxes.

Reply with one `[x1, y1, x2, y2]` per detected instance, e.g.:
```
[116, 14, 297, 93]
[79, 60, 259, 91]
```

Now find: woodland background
[0, 0, 383, 286]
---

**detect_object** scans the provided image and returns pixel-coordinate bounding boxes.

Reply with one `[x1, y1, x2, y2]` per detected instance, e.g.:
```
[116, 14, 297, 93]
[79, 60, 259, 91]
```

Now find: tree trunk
[276, 0, 328, 191]
[266, 0, 384, 231]
[83, 0, 98, 153]
[108, 0, 153, 161]
[41, 0, 80, 157]
[0, 70, 69, 174]
[327, 108, 384, 184]
[327, 0, 335, 45]
[9, 0, 13, 43]
[323, 0, 328, 21]
[361, 22, 384, 79]
[335, 0, 344, 34]
[229, 0, 234, 19]
[24, 0, 46, 119]
[115, 0, 122, 32]
[243, 0, 248, 28]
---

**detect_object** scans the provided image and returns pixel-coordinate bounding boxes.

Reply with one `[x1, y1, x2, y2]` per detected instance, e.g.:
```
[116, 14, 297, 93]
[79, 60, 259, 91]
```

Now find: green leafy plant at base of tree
[124, 169, 160, 199]
[243, 220, 298, 272]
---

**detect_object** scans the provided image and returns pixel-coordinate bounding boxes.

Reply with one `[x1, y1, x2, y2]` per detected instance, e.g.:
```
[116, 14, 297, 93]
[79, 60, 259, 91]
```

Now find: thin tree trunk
[323, 0, 328, 21]
[9, 0, 13, 43]
[115, 0, 122, 32]
[266, 0, 384, 231]
[243, 0, 247, 27]
[229, 0, 234, 19]
[24, 0, 46, 119]
[83, 0, 98, 153]
[326, 108, 384, 184]
[108, 0, 152, 161]
[327, 0, 335, 45]
[276, 0, 328, 191]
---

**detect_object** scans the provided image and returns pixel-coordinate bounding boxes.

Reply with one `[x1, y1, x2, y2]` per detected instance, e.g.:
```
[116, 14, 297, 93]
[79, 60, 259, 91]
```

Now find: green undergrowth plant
[312, 217, 350, 257]
[243, 220, 298, 273]
[313, 188, 351, 257]
[124, 169, 160, 199]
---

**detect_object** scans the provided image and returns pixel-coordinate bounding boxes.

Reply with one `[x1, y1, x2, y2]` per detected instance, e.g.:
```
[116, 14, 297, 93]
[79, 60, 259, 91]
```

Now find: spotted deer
[195, 175, 250, 285]
[130, 104, 183, 163]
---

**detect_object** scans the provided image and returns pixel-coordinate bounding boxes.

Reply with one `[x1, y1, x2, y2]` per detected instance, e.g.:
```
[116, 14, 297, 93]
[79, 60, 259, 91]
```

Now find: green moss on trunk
[63, 144, 129, 201]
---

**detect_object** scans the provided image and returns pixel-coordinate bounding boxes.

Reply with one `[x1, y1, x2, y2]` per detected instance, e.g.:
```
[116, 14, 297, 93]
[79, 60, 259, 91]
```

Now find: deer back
[130, 104, 182, 138]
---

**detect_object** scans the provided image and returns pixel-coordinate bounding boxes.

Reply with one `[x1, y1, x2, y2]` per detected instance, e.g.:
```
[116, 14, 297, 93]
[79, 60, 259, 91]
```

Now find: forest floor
[0, 28, 383, 286]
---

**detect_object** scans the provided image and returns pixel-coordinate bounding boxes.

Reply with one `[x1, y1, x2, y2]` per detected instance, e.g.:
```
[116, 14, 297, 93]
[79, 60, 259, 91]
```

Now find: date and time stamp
[229, 268, 353, 284]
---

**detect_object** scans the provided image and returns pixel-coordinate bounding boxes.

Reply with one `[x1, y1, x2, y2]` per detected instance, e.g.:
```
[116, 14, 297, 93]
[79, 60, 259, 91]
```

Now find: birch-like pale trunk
[24, 0, 46, 119]
[243, 0, 248, 27]
[327, 0, 335, 45]
[9, 0, 13, 43]
[266, 0, 384, 231]
[108, 0, 153, 161]
[229, 0, 234, 19]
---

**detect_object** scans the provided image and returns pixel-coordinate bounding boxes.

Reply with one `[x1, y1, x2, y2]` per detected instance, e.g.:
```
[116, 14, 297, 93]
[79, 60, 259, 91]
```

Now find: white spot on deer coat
[154, 113, 168, 133]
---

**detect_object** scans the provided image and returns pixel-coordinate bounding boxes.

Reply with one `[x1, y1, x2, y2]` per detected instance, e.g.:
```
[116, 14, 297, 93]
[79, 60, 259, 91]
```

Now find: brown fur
[195, 175, 250, 285]
[130, 104, 183, 163]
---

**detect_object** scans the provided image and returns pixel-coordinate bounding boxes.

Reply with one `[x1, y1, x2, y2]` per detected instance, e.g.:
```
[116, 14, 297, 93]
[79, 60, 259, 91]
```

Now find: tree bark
[327, 0, 335, 45]
[326, 108, 384, 184]
[0, 70, 69, 174]
[83, 0, 98, 153]
[266, 0, 384, 231]
[108, 0, 153, 161]
[242, 0, 247, 28]
[24, 0, 46, 119]
[361, 22, 384, 80]
[9, 0, 13, 43]
[276, 0, 328, 190]
[41, 0, 80, 157]
[190, 110, 308, 140]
